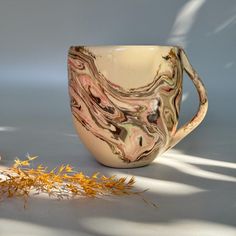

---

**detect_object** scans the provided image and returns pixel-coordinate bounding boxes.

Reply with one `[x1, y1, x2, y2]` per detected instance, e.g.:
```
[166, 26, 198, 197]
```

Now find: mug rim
[69, 44, 180, 49]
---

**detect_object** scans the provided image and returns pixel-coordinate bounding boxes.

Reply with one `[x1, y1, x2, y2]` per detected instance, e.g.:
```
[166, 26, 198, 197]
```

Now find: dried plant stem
[0, 154, 156, 208]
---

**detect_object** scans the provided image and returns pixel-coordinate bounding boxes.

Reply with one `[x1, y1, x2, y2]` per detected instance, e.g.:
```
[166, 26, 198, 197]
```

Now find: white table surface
[0, 85, 235, 236]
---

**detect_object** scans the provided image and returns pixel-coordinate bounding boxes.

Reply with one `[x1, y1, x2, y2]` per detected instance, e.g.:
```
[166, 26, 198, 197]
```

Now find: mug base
[95, 158, 152, 169]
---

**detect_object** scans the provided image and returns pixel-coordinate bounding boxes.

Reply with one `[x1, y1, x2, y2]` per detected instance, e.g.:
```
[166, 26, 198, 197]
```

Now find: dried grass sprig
[0, 154, 156, 208]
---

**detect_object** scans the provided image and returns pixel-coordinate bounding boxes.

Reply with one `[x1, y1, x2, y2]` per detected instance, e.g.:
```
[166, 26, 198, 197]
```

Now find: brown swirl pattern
[68, 46, 183, 163]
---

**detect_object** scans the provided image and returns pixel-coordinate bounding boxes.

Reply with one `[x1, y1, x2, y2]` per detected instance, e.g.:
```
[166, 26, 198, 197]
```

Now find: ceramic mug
[68, 45, 208, 168]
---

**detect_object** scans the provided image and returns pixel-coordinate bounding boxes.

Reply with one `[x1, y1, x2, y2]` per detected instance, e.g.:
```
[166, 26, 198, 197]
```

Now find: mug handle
[167, 48, 208, 150]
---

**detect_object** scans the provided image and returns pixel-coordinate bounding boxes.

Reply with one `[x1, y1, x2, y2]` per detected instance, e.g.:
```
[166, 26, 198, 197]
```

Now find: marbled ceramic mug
[68, 45, 208, 168]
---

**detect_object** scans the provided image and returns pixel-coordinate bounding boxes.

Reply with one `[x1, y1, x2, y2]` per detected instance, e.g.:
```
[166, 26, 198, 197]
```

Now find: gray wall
[0, 0, 236, 158]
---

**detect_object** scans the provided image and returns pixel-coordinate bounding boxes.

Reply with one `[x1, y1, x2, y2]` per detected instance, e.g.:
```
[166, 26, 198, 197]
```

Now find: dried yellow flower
[0, 154, 156, 208]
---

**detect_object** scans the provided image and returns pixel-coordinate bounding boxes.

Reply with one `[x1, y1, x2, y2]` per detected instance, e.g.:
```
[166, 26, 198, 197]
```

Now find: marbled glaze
[68, 46, 208, 168]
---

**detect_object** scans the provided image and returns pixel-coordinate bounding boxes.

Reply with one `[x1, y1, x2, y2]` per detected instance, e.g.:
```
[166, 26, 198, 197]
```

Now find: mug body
[68, 45, 183, 168]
